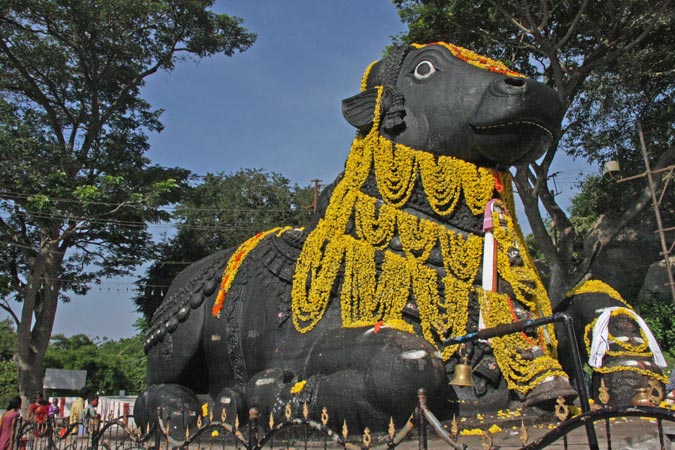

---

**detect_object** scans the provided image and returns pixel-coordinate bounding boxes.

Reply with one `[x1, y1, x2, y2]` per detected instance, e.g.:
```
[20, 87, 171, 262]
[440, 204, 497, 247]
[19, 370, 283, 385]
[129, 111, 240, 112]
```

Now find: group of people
[27, 393, 58, 425]
[0, 388, 100, 450]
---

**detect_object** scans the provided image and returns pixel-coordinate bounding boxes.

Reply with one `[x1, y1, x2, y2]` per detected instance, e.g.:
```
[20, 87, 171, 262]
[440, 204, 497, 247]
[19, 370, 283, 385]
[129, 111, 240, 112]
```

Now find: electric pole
[311, 179, 322, 213]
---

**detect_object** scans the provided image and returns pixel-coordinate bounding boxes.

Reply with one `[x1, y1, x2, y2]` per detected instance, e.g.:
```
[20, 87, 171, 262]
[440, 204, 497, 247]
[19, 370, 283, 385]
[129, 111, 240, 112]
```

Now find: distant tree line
[0, 318, 146, 406]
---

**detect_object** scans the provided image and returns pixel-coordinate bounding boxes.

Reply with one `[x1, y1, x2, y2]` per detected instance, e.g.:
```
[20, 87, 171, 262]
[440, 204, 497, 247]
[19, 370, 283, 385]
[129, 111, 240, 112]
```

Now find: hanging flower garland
[360, 59, 378, 92]
[290, 84, 559, 385]
[490, 207, 557, 351]
[478, 290, 568, 393]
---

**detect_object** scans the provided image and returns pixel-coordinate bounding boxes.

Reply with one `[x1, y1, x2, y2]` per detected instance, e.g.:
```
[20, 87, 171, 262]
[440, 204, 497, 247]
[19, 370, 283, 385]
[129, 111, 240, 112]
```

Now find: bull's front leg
[247, 326, 447, 431]
[556, 280, 667, 407]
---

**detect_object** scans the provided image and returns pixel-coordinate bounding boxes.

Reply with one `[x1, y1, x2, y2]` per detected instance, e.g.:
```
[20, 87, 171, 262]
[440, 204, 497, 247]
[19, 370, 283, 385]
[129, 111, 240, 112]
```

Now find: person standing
[0, 396, 21, 450]
[82, 394, 99, 435]
[48, 398, 60, 418]
[29, 393, 49, 424]
[69, 388, 88, 436]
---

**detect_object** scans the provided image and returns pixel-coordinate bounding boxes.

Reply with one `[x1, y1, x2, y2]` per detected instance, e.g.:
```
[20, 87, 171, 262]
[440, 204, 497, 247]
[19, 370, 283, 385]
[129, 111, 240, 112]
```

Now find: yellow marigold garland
[212, 226, 293, 318]
[490, 207, 557, 351]
[478, 290, 567, 393]
[567, 279, 628, 305]
[361, 60, 378, 92]
[593, 365, 668, 385]
[368, 142, 496, 216]
[290, 85, 561, 389]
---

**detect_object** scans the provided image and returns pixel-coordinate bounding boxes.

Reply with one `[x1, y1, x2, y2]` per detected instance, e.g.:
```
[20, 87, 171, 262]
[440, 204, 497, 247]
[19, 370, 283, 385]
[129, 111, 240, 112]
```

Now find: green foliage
[0, 319, 18, 408]
[135, 169, 314, 321]
[568, 175, 645, 232]
[0, 359, 18, 409]
[44, 334, 147, 396]
[0, 0, 255, 399]
[639, 295, 675, 354]
[0, 318, 16, 360]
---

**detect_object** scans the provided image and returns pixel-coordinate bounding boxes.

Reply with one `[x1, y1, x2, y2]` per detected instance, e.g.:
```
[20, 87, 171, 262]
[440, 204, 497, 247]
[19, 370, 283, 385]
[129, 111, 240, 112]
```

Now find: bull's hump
[145, 250, 231, 351]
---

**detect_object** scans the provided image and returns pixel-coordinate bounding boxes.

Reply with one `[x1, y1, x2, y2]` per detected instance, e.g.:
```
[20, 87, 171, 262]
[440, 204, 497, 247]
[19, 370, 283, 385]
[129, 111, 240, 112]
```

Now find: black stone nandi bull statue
[136, 42, 667, 433]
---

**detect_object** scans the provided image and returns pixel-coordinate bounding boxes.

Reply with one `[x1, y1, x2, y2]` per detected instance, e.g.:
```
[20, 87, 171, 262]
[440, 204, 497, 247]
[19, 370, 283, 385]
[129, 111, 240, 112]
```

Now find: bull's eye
[413, 60, 436, 80]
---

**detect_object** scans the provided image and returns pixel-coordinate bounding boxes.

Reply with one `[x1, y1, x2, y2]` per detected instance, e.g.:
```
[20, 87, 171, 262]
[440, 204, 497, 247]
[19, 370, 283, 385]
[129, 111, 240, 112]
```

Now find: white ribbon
[589, 306, 667, 368]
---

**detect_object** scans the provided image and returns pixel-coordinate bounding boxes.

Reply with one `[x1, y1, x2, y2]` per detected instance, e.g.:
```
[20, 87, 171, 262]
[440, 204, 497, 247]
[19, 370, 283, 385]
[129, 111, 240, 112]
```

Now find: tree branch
[0, 37, 67, 150]
[571, 145, 675, 287]
[550, 0, 590, 52]
[0, 300, 19, 327]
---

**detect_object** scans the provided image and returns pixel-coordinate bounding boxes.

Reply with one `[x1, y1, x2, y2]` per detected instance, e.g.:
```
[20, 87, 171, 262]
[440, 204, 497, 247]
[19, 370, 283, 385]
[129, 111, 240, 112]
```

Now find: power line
[0, 190, 309, 213]
[0, 209, 300, 232]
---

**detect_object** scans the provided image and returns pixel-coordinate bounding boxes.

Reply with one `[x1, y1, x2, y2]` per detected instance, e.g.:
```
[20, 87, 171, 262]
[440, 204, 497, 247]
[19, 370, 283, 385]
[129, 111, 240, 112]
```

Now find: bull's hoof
[212, 387, 246, 423]
[524, 376, 578, 409]
[592, 359, 664, 407]
[133, 384, 201, 440]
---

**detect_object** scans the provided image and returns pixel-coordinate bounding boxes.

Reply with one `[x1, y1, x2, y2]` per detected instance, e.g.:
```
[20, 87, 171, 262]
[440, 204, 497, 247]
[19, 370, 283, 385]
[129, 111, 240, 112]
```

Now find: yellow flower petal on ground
[488, 424, 502, 433]
[290, 380, 307, 394]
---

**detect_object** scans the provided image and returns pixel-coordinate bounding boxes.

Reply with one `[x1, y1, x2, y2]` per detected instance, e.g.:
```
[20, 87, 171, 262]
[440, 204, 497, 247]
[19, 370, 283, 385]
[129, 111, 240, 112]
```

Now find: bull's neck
[358, 171, 487, 235]
[316, 133, 508, 235]
[291, 131, 520, 346]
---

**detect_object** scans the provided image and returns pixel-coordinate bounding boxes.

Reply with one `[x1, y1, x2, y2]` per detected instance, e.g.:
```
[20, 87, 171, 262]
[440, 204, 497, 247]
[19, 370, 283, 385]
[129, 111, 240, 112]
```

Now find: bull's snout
[493, 77, 528, 96]
[468, 76, 564, 166]
[477, 77, 563, 135]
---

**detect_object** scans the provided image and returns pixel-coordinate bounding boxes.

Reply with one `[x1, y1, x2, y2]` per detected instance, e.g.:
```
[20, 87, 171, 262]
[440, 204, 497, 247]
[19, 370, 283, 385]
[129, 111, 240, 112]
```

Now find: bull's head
[342, 43, 563, 167]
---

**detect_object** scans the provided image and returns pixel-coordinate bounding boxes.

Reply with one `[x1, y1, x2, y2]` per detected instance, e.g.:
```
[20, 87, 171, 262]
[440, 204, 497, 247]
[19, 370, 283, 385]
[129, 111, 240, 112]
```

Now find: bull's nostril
[504, 77, 526, 87]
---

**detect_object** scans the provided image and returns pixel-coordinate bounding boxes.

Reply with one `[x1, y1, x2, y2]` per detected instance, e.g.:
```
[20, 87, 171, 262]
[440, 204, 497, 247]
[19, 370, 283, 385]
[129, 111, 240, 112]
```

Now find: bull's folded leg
[211, 386, 247, 424]
[524, 375, 578, 408]
[245, 327, 448, 430]
[246, 369, 383, 431]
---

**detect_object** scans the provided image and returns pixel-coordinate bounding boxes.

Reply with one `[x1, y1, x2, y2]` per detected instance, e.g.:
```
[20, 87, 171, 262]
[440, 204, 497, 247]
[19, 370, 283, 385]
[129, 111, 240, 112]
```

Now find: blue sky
[145, 1, 408, 185]
[38, 1, 410, 340]
[2, 1, 591, 340]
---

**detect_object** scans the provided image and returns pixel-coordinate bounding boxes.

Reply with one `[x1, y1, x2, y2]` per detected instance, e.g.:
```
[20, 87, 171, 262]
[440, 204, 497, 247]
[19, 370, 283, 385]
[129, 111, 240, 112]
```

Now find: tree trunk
[15, 240, 65, 412]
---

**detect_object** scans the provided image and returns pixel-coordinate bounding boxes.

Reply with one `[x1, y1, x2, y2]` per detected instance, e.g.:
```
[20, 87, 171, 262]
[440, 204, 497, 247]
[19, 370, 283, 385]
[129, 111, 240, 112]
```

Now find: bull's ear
[342, 88, 380, 133]
[342, 86, 406, 134]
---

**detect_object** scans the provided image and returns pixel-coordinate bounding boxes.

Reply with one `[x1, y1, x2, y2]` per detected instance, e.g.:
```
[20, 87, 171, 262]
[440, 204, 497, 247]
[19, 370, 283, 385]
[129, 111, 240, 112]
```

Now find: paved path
[380, 416, 673, 449]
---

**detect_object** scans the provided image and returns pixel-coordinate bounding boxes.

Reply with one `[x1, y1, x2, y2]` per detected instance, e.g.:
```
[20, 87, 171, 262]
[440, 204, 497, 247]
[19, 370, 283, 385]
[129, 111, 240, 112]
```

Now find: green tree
[44, 333, 146, 395]
[135, 169, 314, 321]
[393, 0, 674, 303]
[0, 0, 255, 402]
[0, 317, 16, 360]
[0, 318, 18, 407]
[97, 335, 146, 395]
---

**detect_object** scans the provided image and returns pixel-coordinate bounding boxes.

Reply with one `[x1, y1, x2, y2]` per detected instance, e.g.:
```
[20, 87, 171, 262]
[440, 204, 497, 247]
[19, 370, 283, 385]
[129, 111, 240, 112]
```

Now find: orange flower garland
[212, 227, 293, 318]
[412, 42, 525, 78]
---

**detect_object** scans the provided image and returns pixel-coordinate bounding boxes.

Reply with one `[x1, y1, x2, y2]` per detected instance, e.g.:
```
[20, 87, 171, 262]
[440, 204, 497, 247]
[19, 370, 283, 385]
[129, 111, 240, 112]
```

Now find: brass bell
[450, 346, 475, 387]
[631, 387, 653, 407]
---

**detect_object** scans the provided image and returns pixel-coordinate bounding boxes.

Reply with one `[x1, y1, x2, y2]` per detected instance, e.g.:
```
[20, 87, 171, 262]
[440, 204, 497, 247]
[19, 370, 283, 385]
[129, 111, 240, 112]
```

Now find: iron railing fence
[12, 314, 675, 449]
[12, 396, 675, 450]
